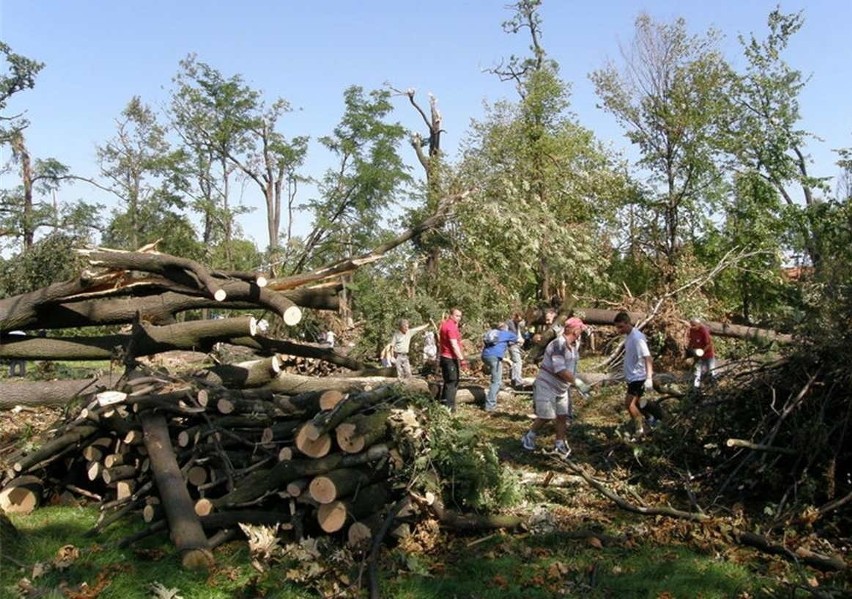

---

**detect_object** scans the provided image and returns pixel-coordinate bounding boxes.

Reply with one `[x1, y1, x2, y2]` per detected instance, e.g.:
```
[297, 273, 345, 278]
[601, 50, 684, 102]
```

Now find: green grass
[1, 506, 789, 599]
[380, 532, 770, 599]
[2, 507, 314, 599]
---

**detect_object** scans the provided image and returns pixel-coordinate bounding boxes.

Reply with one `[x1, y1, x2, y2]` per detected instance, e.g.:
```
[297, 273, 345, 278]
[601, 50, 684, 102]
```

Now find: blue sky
[1, 1, 850, 246]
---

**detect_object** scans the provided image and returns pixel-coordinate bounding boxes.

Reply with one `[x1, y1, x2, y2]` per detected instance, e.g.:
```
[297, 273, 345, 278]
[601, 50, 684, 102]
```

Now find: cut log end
[317, 501, 347, 533]
[181, 547, 215, 570]
[255, 274, 268, 288]
[0, 477, 42, 515]
[308, 476, 337, 505]
[282, 306, 302, 327]
[213, 289, 227, 302]
[294, 427, 332, 459]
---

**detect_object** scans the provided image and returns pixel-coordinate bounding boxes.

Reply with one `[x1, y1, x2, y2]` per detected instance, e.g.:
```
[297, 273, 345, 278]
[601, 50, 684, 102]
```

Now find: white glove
[574, 378, 590, 394]
[694, 348, 704, 357]
[644, 378, 654, 391]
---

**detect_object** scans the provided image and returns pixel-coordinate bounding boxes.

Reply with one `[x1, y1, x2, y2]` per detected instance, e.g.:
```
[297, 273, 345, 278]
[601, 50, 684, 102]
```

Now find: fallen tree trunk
[0, 376, 121, 409]
[573, 308, 793, 344]
[0, 317, 256, 361]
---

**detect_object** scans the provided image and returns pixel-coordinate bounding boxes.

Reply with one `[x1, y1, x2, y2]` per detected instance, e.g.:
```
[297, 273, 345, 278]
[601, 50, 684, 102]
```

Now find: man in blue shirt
[480, 323, 518, 413]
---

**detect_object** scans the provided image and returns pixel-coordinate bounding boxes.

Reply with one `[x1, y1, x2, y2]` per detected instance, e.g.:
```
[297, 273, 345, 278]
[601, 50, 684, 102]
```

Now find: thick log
[316, 483, 391, 533]
[0, 272, 123, 332]
[0, 376, 120, 409]
[139, 411, 213, 570]
[0, 475, 43, 514]
[294, 425, 333, 459]
[570, 307, 793, 344]
[202, 356, 282, 389]
[335, 409, 391, 454]
[4, 285, 333, 332]
[309, 468, 371, 504]
[0, 317, 257, 361]
[228, 337, 365, 369]
[79, 248, 227, 302]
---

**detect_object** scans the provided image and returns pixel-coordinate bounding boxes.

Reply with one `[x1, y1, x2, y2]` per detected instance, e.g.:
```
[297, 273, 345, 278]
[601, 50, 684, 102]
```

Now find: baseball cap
[564, 317, 587, 331]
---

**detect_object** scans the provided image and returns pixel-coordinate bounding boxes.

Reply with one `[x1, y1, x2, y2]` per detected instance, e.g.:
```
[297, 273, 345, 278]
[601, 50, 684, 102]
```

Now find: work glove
[574, 378, 590, 395]
[644, 378, 654, 391]
[694, 348, 704, 358]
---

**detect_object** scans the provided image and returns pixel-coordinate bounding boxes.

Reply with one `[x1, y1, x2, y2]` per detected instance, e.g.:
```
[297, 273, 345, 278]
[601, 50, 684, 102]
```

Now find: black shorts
[626, 380, 646, 397]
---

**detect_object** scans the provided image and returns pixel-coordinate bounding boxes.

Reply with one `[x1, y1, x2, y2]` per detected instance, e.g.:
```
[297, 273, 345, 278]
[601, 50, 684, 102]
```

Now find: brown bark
[139, 411, 213, 569]
[0, 376, 121, 409]
[0, 317, 256, 361]
[308, 468, 371, 504]
[316, 483, 391, 533]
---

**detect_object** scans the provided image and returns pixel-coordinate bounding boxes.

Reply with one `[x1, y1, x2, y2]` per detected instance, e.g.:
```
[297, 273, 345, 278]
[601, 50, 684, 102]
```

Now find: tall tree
[453, 0, 625, 307]
[591, 13, 731, 286]
[0, 42, 43, 141]
[725, 9, 827, 269]
[297, 86, 411, 272]
[97, 97, 189, 251]
[4, 130, 71, 250]
[169, 55, 253, 267]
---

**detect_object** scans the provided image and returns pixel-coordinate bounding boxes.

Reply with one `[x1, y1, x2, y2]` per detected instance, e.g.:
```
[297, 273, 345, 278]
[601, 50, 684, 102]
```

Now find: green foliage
[409, 396, 524, 511]
[591, 14, 733, 281]
[455, 0, 627, 305]
[0, 41, 44, 137]
[98, 97, 188, 251]
[347, 260, 443, 361]
[296, 86, 412, 273]
[0, 232, 86, 296]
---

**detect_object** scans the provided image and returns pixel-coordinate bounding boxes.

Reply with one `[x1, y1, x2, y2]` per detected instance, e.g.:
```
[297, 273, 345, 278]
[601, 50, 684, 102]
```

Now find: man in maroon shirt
[687, 317, 716, 388]
[438, 307, 467, 411]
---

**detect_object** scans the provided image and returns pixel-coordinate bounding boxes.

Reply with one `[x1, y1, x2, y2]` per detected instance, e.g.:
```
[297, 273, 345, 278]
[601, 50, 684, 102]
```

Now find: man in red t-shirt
[438, 307, 467, 411]
[687, 317, 716, 388]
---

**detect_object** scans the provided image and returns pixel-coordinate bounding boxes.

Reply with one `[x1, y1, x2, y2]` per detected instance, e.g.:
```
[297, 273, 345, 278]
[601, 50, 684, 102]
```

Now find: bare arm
[449, 339, 465, 361]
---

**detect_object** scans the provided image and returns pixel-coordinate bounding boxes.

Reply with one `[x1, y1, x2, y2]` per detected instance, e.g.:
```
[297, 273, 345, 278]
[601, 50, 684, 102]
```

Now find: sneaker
[521, 431, 536, 451]
[553, 441, 572, 458]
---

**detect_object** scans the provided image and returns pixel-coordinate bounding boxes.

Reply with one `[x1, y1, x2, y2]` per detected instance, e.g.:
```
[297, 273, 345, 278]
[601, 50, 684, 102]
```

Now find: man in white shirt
[613, 311, 655, 438]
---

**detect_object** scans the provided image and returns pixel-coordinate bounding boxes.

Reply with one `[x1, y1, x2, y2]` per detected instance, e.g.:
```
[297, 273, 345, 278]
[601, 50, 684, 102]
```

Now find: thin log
[725, 438, 798, 455]
[302, 386, 397, 442]
[13, 425, 99, 473]
[211, 443, 391, 509]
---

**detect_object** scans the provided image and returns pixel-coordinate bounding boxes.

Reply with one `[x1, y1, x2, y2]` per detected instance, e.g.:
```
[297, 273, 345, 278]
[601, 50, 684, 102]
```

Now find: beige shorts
[532, 378, 570, 419]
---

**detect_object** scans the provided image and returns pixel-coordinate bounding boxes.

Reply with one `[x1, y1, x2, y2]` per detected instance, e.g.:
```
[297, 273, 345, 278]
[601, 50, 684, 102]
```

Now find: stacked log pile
[0, 192, 495, 569]
[0, 371, 429, 569]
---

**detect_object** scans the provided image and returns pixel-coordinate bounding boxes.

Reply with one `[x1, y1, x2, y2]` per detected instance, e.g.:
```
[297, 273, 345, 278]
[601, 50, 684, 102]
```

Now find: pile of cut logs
[1, 369, 429, 569]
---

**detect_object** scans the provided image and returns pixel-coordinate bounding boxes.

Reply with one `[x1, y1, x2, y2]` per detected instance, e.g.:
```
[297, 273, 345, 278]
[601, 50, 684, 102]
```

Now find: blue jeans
[483, 355, 502, 411]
